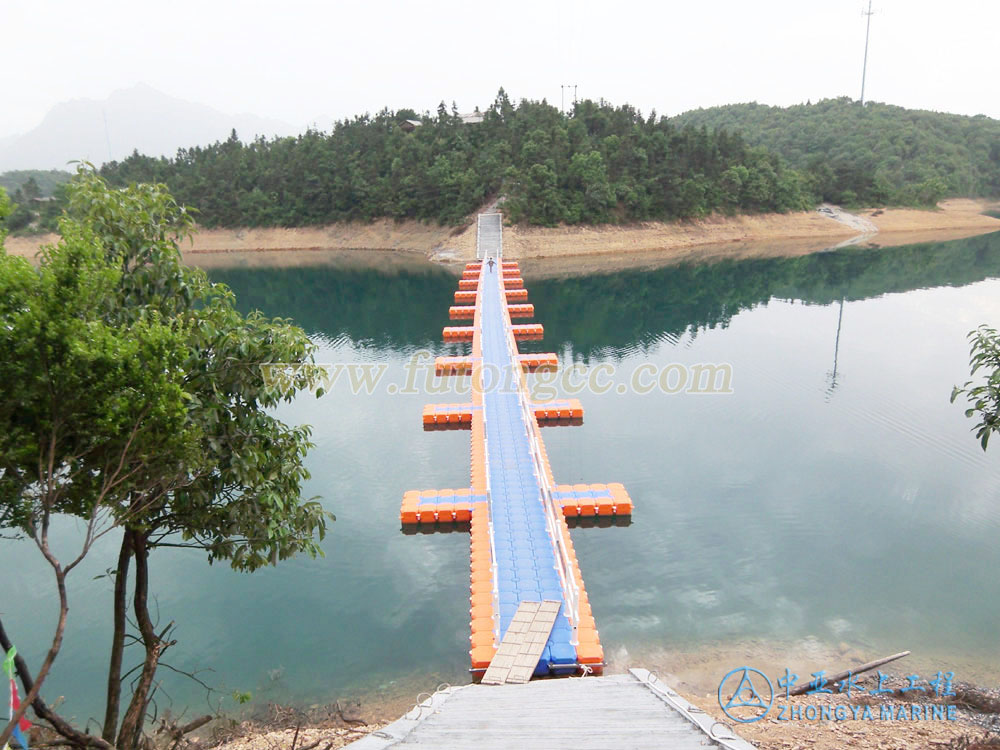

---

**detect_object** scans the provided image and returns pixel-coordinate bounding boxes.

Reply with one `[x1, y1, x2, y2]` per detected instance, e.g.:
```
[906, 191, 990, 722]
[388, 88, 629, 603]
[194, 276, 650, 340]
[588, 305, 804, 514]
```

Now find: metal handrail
[515, 379, 580, 644]
[482, 377, 500, 646]
[492, 216, 580, 645]
[476, 214, 483, 260]
[476, 262, 500, 646]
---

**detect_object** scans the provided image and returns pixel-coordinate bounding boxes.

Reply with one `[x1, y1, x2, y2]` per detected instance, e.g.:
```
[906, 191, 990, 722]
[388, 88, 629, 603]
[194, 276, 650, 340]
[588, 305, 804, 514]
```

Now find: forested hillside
[0, 169, 72, 197]
[11, 94, 997, 234]
[671, 98, 1000, 207]
[97, 92, 811, 229]
[1, 170, 70, 232]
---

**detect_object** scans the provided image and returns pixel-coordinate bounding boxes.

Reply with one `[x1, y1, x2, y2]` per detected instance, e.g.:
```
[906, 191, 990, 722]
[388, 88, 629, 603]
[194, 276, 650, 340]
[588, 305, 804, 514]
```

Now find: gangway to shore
[400, 212, 632, 677]
[347, 669, 757, 749]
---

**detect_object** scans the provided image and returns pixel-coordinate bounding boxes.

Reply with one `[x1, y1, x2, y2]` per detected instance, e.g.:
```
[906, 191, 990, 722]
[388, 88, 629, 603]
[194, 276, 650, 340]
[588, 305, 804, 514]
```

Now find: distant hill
[670, 98, 1000, 206]
[0, 169, 72, 197]
[0, 84, 297, 172]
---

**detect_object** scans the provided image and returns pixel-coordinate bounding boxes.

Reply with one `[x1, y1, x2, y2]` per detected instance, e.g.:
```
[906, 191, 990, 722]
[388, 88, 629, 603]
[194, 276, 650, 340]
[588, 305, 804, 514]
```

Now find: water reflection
[3, 232, 1000, 723]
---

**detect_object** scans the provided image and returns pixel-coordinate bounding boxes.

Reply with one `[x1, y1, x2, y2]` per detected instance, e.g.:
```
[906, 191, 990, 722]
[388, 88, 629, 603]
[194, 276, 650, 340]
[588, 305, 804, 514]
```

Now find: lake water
[4, 232, 1000, 723]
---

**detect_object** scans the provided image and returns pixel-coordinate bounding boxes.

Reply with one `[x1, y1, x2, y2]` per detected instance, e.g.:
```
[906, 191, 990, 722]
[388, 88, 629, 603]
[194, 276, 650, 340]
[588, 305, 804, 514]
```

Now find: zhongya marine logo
[718, 667, 775, 723]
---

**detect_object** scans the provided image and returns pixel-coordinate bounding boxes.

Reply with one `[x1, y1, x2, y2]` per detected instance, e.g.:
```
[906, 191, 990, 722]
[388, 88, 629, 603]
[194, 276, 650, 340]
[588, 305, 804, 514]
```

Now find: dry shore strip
[203, 638, 1000, 750]
[6, 199, 1000, 273]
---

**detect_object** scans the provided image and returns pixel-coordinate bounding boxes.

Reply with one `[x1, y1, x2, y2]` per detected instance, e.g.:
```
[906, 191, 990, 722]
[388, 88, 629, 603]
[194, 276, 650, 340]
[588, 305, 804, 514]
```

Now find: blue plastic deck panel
[478, 244, 576, 673]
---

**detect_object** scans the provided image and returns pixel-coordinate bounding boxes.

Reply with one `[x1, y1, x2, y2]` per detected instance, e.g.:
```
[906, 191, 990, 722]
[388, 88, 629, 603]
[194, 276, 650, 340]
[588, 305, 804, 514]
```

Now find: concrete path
[347, 669, 756, 749]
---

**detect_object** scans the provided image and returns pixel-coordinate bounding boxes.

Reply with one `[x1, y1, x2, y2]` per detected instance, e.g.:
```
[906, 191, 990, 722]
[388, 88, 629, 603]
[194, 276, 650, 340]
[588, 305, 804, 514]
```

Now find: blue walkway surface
[478, 223, 576, 673]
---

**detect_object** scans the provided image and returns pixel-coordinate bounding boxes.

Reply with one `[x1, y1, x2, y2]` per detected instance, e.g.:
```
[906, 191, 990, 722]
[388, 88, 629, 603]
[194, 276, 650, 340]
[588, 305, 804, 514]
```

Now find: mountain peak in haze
[0, 85, 297, 171]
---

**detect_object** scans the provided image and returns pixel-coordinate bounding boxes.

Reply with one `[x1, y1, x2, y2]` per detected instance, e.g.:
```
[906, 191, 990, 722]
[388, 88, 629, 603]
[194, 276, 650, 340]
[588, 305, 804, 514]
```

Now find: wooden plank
[347, 672, 758, 749]
[480, 600, 559, 685]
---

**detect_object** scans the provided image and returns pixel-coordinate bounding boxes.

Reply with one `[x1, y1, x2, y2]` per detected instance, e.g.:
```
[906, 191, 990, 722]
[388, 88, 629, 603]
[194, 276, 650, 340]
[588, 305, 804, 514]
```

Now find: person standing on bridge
[487, 257, 495, 273]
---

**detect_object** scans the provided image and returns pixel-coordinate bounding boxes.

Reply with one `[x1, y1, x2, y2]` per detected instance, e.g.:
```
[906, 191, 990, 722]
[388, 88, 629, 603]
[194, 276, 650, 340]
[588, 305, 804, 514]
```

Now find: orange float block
[577, 644, 604, 672]
[517, 353, 558, 372]
[458, 278, 479, 290]
[507, 303, 534, 319]
[505, 288, 528, 301]
[511, 323, 544, 341]
[470, 646, 497, 671]
[422, 403, 475, 425]
[399, 488, 484, 524]
[443, 326, 475, 342]
[503, 277, 524, 289]
[609, 482, 633, 515]
[553, 482, 633, 517]
[531, 399, 584, 420]
[435, 356, 476, 375]
[454, 290, 478, 304]
[449, 305, 477, 320]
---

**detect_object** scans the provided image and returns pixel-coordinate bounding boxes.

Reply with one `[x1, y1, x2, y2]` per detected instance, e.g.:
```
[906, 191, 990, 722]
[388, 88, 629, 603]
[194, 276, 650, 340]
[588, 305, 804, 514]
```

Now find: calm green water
[5, 232, 1000, 722]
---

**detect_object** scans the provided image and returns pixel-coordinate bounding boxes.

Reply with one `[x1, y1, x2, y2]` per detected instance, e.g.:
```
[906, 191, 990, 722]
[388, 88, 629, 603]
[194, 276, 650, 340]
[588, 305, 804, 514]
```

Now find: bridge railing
[516, 387, 580, 645]
[481, 380, 501, 647]
[494, 270, 580, 646]
[474, 266, 501, 648]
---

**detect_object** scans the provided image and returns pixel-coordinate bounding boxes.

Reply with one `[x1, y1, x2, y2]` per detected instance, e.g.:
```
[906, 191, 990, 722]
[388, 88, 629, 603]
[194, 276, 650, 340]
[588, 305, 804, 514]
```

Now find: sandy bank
[1, 218, 478, 266]
[497, 209, 854, 260]
[4, 200, 998, 273]
[207, 637, 1000, 750]
[496, 198, 1000, 267]
[865, 198, 1000, 233]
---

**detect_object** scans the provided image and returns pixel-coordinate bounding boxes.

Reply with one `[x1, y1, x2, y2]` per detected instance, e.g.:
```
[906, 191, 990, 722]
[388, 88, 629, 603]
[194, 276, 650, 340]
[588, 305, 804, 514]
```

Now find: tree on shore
[0, 203, 198, 749]
[0, 168, 331, 750]
[952, 325, 1000, 450]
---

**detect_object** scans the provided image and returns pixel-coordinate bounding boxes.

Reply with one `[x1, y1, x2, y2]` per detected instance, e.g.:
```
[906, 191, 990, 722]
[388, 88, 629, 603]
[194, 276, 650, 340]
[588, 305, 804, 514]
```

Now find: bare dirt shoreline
[204, 637, 1000, 750]
[6, 200, 999, 275]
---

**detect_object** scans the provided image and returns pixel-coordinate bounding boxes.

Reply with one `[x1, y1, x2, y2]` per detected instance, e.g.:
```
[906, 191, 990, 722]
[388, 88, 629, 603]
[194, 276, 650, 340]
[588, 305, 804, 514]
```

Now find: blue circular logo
[717, 666, 774, 723]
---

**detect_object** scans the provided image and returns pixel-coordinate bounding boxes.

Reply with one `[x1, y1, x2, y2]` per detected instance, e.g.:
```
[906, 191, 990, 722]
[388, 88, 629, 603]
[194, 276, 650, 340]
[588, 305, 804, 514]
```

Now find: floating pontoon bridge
[400, 213, 633, 678]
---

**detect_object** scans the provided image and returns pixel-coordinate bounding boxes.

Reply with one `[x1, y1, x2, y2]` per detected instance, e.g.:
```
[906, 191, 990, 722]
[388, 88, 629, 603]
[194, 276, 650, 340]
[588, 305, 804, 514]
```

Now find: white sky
[4, 0, 999, 138]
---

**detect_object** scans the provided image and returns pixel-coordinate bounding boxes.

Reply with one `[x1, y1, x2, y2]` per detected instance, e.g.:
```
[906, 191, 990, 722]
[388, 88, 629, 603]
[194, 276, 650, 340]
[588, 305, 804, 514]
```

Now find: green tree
[952, 325, 1000, 450]
[0, 187, 11, 237]
[1, 169, 331, 750]
[0, 221, 197, 750]
[21, 177, 41, 202]
[566, 151, 615, 223]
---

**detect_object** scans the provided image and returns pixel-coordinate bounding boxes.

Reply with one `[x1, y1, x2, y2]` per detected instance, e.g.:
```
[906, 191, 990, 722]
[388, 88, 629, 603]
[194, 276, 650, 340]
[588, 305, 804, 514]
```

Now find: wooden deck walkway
[347, 668, 756, 749]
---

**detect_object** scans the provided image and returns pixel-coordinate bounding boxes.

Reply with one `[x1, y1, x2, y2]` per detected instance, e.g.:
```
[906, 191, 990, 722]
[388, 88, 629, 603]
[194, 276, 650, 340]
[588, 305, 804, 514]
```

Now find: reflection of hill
[530, 232, 1000, 358]
[209, 232, 1000, 357]
[207, 264, 458, 350]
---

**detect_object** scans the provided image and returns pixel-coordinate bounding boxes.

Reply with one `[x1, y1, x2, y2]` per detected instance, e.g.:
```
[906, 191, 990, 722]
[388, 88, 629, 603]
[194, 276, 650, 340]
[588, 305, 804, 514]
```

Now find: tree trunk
[0, 617, 114, 750]
[102, 532, 132, 743]
[0, 564, 69, 748]
[116, 531, 163, 750]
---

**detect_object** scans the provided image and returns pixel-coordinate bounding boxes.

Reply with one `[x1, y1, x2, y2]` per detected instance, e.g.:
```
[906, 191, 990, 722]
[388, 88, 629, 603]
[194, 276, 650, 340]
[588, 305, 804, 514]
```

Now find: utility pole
[561, 84, 577, 115]
[860, 0, 875, 105]
[103, 108, 113, 162]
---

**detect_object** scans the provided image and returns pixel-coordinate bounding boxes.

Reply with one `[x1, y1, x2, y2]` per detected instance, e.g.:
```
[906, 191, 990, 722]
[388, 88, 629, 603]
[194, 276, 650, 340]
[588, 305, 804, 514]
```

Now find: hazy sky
[5, 0, 999, 138]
